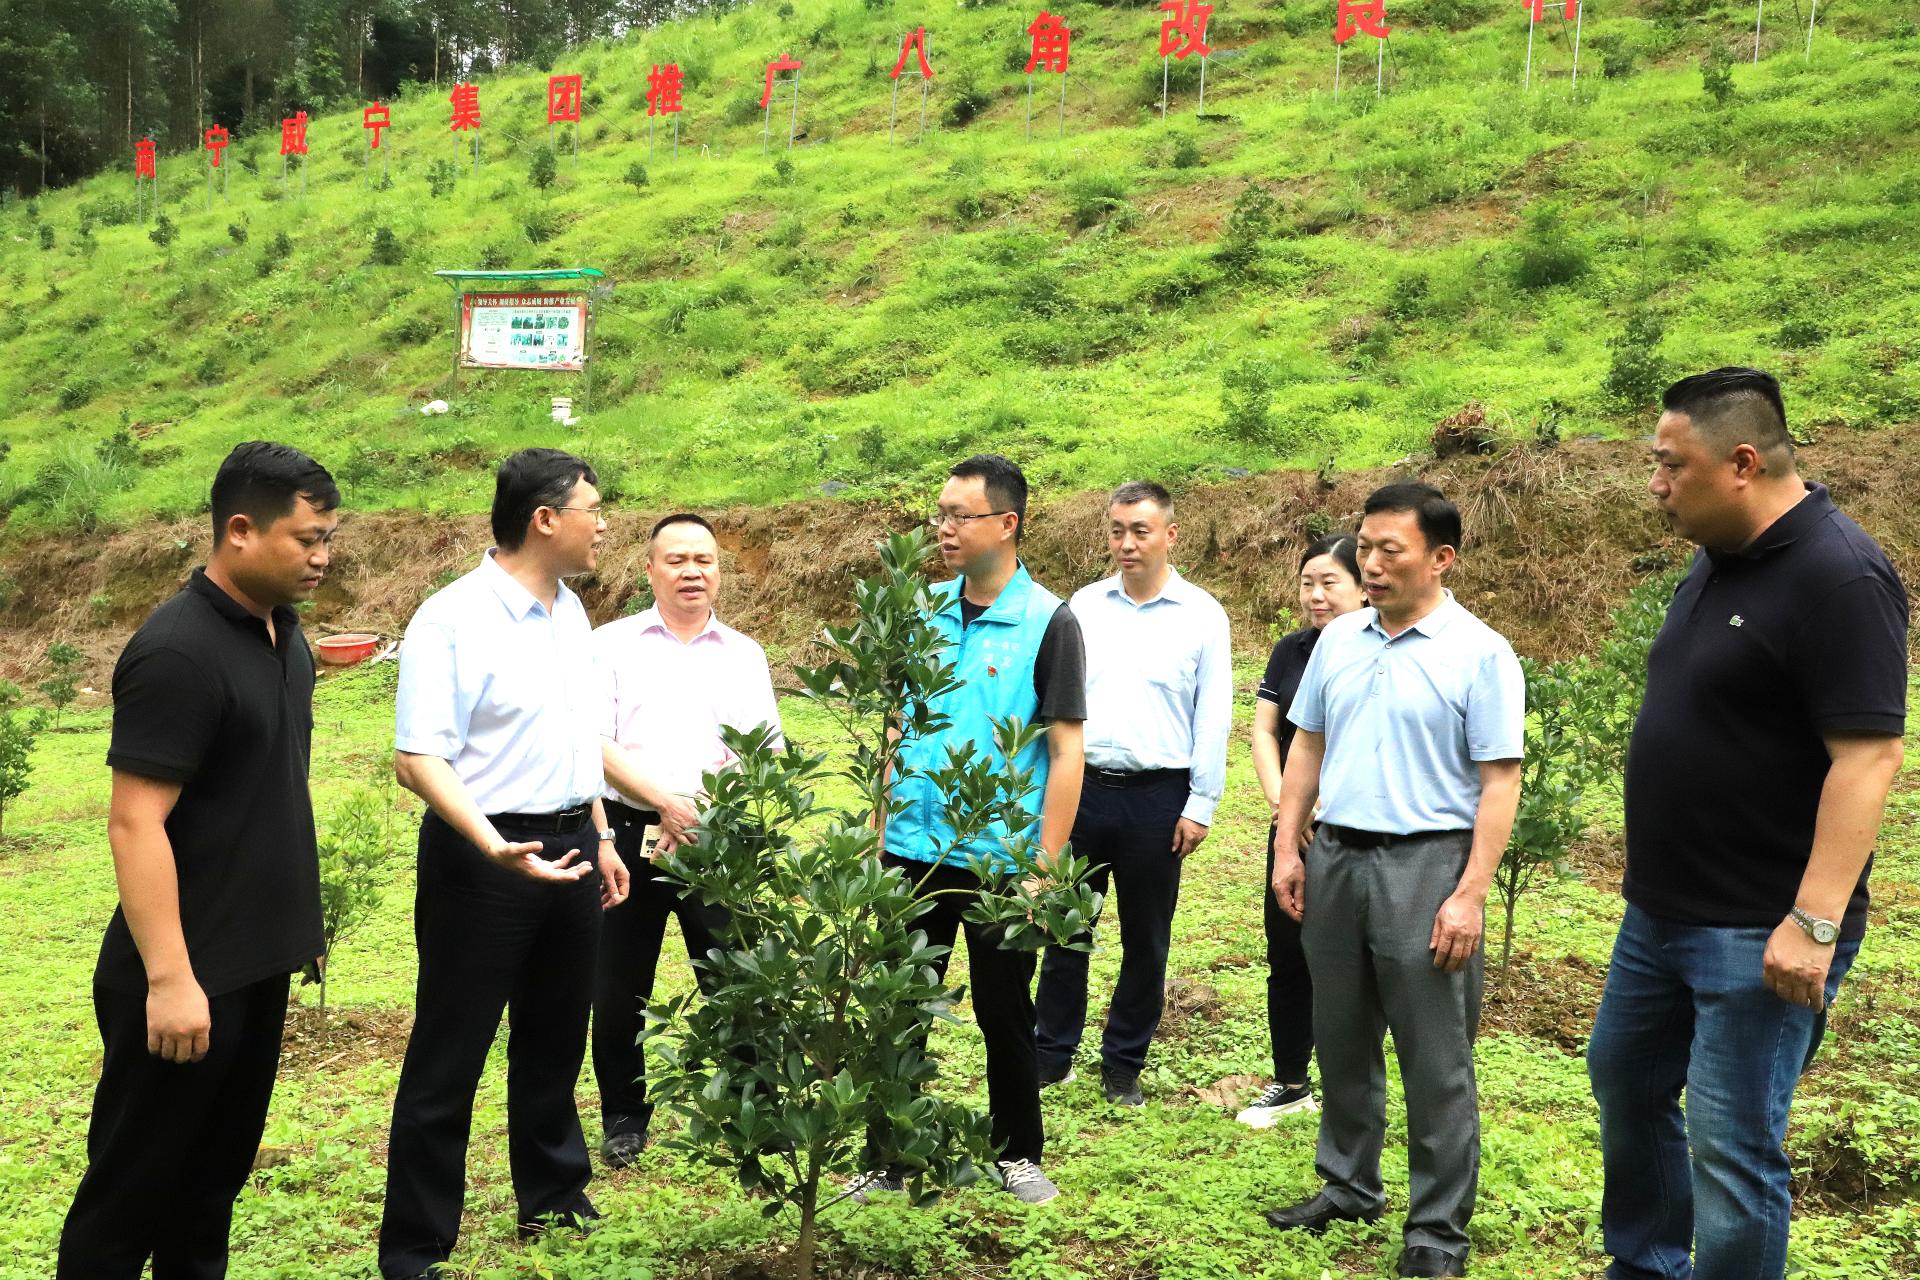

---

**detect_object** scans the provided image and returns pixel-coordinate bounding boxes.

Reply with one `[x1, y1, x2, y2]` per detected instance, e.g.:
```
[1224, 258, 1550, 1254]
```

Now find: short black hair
[1362, 482, 1462, 554]
[1109, 480, 1174, 518]
[949, 453, 1029, 541]
[1299, 532, 1361, 582]
[491, 448, 597, 550]
[648, 512, 716, 545]
[1662, 367, 1793, 460]
[209, 441, 339, 541]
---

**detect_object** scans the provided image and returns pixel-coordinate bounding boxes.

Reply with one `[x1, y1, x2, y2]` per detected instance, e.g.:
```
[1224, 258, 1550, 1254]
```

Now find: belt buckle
[1091, 767, 1129, 787]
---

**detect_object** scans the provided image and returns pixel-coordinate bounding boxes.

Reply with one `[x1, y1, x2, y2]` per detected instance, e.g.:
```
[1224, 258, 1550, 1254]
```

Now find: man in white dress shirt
[1034, 480, 1233, 1106]
[379, 449, 631, 1280]
[590, 512, 782, 1167]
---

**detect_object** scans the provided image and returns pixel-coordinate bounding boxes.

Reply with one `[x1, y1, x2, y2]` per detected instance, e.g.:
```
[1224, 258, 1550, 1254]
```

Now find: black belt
[606, 798, 661, 825]
[1322, 823, 1470, 849]
[1084, 766, 1190, 790]
[487, 804, 591, 835]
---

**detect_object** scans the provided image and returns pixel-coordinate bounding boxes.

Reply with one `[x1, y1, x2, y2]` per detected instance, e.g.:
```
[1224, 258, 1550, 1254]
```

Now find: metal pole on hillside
[1025, 74, 1035, 140]
[1197, 54, 1208, 114]
[787, 70, 801, 150]
[1525, 9, 1537, 90]
[1806, 0, 1818, 60]
[1571, 2, 1585, 94]
[1376, 34, 1385, 96]
[1161, 55, 1170, 119]
[1335, 42, 1343, 102]
[1754, 0, 1764, 63]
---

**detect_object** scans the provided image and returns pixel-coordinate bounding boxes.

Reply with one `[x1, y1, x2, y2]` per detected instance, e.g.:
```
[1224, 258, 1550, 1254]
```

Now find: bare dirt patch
[1480, 950, 1606, 1054]
[280, 1003, 414, 1075]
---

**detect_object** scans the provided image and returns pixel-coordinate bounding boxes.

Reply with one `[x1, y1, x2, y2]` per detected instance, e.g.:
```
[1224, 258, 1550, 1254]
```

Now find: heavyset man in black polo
[1588, 369, 1908, 1280]
[59, 442, 341, 1279]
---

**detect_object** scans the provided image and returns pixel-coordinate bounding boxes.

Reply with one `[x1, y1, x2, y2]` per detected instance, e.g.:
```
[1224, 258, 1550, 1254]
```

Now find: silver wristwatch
[598, 828, 617, 844]
[1789, 907, 1839, 946]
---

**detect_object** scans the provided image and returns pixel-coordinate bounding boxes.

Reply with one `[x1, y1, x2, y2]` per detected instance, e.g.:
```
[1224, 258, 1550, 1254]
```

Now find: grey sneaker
[1039, 1064, 1076, 1089]
[843, 1170, 905, 1204]
[1236, 1082, 1319, 1129]
[1101, 1067, 1144, 1107]
[996, 1158, 1060, 1205]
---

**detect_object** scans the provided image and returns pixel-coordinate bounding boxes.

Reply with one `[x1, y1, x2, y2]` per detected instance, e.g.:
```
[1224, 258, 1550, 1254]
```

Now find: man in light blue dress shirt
[1263, 483, 1524, 1280]
[1035, 481, 1233, 1106]
[379, 449, 631, 1280]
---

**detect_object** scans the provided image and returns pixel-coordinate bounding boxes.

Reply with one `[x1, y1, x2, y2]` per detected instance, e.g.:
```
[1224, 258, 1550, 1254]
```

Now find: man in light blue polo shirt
[1262, 483, 1524, 1280]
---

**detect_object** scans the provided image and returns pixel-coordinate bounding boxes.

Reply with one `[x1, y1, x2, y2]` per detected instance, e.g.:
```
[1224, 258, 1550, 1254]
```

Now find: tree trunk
[195, 9, 204, 143]
[125, 33, 134, 154]
[1499, 895, 1517, 997]
[793, 1176, 818, 1280]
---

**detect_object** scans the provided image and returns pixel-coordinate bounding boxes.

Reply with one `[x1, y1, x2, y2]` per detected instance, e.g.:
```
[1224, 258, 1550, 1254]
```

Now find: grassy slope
[1, 0, 1917, 533]
[4, 665, 1918, 1277]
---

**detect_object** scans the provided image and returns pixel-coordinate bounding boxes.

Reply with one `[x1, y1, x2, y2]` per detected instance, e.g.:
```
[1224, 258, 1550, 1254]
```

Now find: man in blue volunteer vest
[852, 453, 1087, 1207]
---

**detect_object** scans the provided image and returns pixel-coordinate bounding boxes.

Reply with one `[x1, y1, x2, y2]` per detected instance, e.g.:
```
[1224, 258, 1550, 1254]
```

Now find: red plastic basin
[316, 633, 381, 666]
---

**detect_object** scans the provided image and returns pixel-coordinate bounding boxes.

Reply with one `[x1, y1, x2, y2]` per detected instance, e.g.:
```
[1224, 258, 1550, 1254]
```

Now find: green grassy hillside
[1, 0, 1916, 533]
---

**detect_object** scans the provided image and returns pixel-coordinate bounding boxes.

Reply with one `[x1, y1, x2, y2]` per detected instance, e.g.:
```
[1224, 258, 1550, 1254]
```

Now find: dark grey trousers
[1300, 826, 1482, 1260]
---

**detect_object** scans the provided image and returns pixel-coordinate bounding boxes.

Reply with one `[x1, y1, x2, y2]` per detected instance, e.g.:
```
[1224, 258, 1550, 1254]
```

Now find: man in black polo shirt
[1588, 368, 1908, 1280]
[58, 442, 340, 1280]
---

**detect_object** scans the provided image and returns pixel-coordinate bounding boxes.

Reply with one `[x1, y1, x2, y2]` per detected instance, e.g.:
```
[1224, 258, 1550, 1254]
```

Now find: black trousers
[378, 812, 602, 1280]
[1265, 822, 1316, 1083]
[1034, 771, 1186, 1078]
[591, 802, 732, 1135]
[58, 972, 291, 1280]
[868, 853, 1043, 1165]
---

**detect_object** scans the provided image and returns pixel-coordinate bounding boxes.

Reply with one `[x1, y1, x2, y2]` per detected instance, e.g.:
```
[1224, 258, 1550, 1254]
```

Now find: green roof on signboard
[433, 268, 606, 282]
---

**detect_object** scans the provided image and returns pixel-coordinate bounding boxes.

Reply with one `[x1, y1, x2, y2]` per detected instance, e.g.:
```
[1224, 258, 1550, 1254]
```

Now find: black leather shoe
[1397, 1245, 1467, 1277]
[1262, 1191, 1383, 1233]
[600, 1127, 649, 1169]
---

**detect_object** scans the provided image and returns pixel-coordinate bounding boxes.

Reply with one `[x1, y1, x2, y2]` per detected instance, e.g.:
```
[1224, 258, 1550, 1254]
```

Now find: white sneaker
[842, 1170, 905, 1204]
[1236, 1082, 1319, 1129]
[1040, 1066, 1076, 1089]
[996, 1158, 1060, 1205]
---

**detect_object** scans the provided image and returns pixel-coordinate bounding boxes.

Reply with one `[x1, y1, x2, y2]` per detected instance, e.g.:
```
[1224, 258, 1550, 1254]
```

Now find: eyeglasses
[551, 505, 608, 518]
[927, 510, 1013, 530]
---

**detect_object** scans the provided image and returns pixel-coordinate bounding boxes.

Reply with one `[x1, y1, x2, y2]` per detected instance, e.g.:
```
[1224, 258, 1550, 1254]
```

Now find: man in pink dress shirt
[589, 513, 782, 1168]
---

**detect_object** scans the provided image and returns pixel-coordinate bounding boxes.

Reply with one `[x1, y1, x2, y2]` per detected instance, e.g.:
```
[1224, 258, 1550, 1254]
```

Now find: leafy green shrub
[93, 426, 139, 470]
[528, 144, 557, 190]
[623, 161, 650, 188]
[258, 230, 293, 277]
[1775, 317, 1826, 349]
[642, 531, 1100, 1280]
[1603, 308, 1669, 410]
[1214, 181, 1280, 275]
[1217, 355, 1283, 448]
[369, 226, 404, 265]
[943, 65, 992, 127]
[0, 681, 35, 838]
[1701, 46, 1736, 107]
[78, 194, 135, 227]
[1591, 34, 1636, 79]
[1510, 203, 1588, 290]
[425, 158, 458, 197]
[226, 223, 248, 245]
[57, 378, 100, 412]
[37, 224, 53, 251]
[1066, 171, 1132, 229]
[316, 785, 394, 1022]
[772, 154, 797, 186]
[38, 641, 84, 728]
[148, 214, 176, 247]
[478, 243, 511, 270]
[522, 207, 560, 245]
[1169, 131, 1203, 169]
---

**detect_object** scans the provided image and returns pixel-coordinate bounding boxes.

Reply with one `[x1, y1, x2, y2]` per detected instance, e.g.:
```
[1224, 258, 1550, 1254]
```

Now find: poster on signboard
[460, 292, 589, 370]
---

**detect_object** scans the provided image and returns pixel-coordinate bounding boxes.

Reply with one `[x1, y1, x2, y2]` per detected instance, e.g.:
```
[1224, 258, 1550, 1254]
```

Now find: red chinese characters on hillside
[893, 27, 934, 80]
[1335, 0, 1391, 43]
[203, 125, 230, 167]
[648, 64, 684, 115]
[760, 52, 804, 108]
[1159, 0, 1214, 60]
[134, 138, 156, 179]
[363, 102, 391, 149]
[449, 82, 481, 131]
[1025, 10, 1072, 73]
[1525, 0, 1580, 18]
[279, 111, 309, 157]
[548, 74, 583, 123]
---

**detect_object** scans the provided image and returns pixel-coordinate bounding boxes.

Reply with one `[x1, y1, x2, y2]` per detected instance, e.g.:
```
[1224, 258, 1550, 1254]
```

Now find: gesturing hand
[486, 837, 593, 882]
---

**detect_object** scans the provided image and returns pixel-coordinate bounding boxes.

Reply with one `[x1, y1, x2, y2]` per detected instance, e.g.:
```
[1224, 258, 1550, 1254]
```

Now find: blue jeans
[1587, 904, 1858, 1280]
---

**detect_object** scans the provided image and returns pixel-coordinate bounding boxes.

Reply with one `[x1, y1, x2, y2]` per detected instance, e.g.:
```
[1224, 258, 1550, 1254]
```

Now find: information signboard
[459, 291, 589, 370]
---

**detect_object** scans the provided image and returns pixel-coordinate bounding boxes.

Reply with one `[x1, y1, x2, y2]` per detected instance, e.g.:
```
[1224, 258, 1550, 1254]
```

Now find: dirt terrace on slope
[3, 428, 1915, 691]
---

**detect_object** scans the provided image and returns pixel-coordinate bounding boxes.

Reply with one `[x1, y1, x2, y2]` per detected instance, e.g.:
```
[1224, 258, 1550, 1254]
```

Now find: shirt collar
[936, 561, 1036, 624]
[1709, 482, 1832, 565]
[186, 567, 298, 641]
[635, 604, 724, 643]
[480, 549, 569, 621]
[1098, 567, 1192, 608]
[1365, 590, 1461, 640]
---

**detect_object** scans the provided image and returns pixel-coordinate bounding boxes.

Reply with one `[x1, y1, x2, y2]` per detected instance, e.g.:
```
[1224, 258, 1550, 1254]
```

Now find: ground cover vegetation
[0, 0, 1915, 534]
[3, 599, 1917, 1278]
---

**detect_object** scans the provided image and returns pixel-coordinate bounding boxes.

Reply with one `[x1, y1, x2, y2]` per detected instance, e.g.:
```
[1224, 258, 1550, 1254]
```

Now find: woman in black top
[1236, 533, 1365, 1128]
